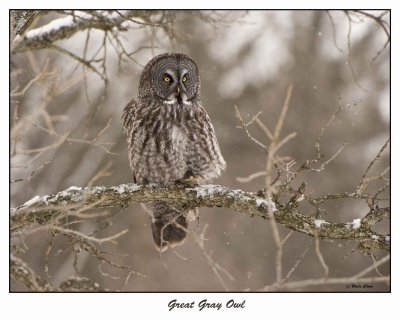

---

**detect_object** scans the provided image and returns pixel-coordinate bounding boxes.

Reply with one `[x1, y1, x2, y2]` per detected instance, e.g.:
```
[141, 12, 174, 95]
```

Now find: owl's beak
[176, 85, 181, 96]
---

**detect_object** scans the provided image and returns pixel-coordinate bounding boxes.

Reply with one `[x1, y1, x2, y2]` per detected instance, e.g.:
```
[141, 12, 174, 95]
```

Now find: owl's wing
[201, 109, 227, 171]
[122, 98, 139, 136]
[186, 103, 226, 180]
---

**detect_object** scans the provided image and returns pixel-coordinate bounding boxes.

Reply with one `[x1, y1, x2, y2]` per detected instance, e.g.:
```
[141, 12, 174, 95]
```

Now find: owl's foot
[176, 175, 205, 187]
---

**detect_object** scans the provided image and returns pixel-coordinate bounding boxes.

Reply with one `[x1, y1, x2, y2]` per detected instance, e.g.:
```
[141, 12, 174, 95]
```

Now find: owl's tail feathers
[143, 202, 192, 252]
[151, 213, 188, 252]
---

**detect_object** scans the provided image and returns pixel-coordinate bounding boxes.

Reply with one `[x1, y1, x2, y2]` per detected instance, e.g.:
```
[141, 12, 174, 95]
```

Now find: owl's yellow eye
[182, 76, 187, 82]
[164, 76, 171, 82]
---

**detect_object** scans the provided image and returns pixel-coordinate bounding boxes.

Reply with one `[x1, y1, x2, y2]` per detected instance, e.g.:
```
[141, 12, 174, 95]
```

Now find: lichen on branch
[11, 183, 389, 252]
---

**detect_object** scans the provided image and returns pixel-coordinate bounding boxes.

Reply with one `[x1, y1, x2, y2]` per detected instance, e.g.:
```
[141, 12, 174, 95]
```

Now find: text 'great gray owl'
[122, 53, 226, 251]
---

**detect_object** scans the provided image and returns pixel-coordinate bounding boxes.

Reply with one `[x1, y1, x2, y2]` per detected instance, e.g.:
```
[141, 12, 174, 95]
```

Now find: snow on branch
[12, 10, 136, 53]
[11, 183, 389, 252]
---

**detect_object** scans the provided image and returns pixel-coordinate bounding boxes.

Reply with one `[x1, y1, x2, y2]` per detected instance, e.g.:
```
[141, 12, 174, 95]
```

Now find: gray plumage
[122, 53, 225, 251]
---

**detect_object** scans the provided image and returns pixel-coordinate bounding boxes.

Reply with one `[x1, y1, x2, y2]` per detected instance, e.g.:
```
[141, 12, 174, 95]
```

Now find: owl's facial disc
[163, 70, 189, 103]
[150, 55, 199, 103]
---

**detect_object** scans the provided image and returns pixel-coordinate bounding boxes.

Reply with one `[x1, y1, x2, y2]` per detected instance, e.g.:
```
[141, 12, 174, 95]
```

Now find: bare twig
[191, 224, 235, 291]
[255, 118, 274, 141]
[353, 254, 389, 278]
[356, 139, 390, 194]
[284, 239, 313, 281]
[86, 161, 113, 187]
[236, 171, 266, 183]
[11, 254, 50, 291]
[234, 106, 268, 151]
[263, 84, 293, 283]
[344, 12, 368, 92]
[49, 226, 128, 245]
[262, 254, 389, 291]
[11, 158, 53, 183]
[314, 233, 329, 278]
[325, 11, 343, 52]
[262, 275, 389, 291]
[348, 10, 390, 64]
[28, 121, 117, 156]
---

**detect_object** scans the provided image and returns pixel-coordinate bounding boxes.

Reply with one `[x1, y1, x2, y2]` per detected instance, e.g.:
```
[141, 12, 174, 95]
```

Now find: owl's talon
[176, 175, 204, 187]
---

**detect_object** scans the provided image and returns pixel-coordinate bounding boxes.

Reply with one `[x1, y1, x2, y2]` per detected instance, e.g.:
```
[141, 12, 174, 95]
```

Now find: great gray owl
[122, 53, 226, 251]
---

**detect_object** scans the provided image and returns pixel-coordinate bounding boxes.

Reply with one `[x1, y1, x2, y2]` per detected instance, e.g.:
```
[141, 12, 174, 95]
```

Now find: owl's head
[139, 53, 200, 103]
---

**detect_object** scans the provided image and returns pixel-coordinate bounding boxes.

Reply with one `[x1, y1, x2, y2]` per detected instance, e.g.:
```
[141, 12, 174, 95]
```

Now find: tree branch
[10, 10, 42, 41]
[11, 10, 137, 53]
[11, 254, 50, 291]
[11, 184, 389, 251]
[11, 254, 103, 292]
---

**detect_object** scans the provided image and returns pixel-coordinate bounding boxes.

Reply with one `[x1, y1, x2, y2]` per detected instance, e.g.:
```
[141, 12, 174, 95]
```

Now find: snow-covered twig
[12, 10, 136, 53]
